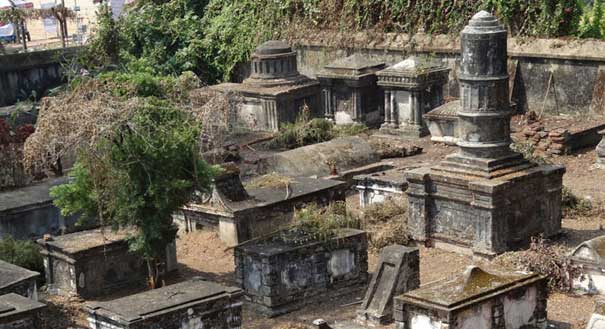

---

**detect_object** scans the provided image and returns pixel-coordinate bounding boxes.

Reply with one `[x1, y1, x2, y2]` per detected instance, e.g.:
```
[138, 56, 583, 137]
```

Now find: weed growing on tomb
[0, 236, 44, 275]
[495, 236, 581, 292]
[562, 186, 593, 218]
[361, 199, 410, 251]
[511, 141, 550, 165]
[269, 202, 360, 246]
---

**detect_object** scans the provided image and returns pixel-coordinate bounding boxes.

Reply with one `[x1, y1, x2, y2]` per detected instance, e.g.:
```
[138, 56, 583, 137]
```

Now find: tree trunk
[146, 258, 164, 289]
[20, 20, 27, 50]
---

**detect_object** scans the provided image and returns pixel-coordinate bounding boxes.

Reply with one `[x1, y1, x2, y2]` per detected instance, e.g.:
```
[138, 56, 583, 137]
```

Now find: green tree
[51, 98, 217, 288]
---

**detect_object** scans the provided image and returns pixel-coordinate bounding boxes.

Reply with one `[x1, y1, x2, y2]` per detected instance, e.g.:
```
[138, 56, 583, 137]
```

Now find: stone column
[389, 91, 397, 126]
[457, 11, 514, 160]
[323, 87, 334, 121]
[382, 90, 392, 128]
[352, 89, 362, 122]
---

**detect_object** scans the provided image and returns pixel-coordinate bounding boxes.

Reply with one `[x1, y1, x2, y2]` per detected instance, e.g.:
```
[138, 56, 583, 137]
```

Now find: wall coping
[289, 31, 605, 63]
[0, 46, 82, 72]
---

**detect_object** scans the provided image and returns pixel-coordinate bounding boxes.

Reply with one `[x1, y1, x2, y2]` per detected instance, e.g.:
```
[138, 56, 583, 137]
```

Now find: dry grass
[361, 198, 410, 251]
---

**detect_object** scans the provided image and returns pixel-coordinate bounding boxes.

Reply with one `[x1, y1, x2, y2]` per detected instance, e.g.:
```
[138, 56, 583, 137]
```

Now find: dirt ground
[38, 136, 605, 329]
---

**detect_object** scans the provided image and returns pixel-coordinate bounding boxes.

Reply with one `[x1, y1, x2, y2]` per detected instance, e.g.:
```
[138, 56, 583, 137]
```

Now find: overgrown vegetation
[271, 109, 368, 150]
[578, 0, 605, 38]
[510, 141, 550, 165]
[267, 202, 360, 246]
[0, 236, 44, 275]
[361, 199, 409, 251]
[495, 236, 581, 292]
[562, 186, 593, 217]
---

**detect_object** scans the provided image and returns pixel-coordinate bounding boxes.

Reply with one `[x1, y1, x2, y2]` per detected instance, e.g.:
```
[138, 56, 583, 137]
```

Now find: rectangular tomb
[394, 266, 548, 329]
[177, 164, 347, 246]
[0, 293, 46, 329]
[317, 54, 385, 127]
[86, 278, 243, 329]
[354, 164, 425, 208]
[234, 228, 368, 317]
[0, 260, 39, 300]
[37, 228, 177, 299]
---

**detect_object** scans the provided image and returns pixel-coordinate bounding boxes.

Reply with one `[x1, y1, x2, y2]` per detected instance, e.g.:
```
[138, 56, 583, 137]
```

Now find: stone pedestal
[597, 130, 605, 167]
[376, 56, 449, 138]
[210, 40, 320, 132]
[405, 11, 565, 257]
[317, 54, 385, 126]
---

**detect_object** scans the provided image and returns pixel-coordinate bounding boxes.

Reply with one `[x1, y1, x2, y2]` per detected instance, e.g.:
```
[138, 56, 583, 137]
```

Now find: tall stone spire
[437, 11, 532, 178]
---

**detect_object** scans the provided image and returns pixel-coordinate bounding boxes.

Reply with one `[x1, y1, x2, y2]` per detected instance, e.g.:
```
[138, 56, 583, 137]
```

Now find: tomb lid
[377, 56, 449, 78]
[570, 235, 605, 265]
[400, 266, 542, 310]
[37, 227, 132, 255]
[318, 54, 385, 78]
[424, 100, 460, 119]
[86, 278, 242, 323]
[253, 40, 293, 56]
[0, 260, 39, 290]
[353, 165, 426, 188]
[0, 176, 69, 213]
[0, 293, 46, 318]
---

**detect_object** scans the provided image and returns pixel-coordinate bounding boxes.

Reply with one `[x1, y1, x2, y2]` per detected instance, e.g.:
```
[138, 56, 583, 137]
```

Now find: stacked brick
[519, 120, 570, 155]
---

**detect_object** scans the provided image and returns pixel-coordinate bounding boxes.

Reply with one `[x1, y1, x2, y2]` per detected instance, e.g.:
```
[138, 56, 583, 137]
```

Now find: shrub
[578, 0, 605, 38]
[0, 236, 44, 275]
[361, 199, 410, 251]
[562, 186, 593, 217]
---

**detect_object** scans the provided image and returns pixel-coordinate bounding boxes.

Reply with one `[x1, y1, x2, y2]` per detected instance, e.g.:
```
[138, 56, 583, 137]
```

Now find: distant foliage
[0, 236, 44, 274]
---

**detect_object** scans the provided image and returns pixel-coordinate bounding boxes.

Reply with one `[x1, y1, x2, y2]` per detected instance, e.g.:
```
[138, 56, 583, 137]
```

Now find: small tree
[51, 98, 217, 288]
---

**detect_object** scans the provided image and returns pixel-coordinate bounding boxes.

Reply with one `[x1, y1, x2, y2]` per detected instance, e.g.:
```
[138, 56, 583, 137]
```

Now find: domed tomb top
[462, 10, 505, 34]
[253, 40, 293, 56]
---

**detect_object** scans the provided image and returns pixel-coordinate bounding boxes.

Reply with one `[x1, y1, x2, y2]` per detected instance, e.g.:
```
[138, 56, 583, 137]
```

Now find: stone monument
[570, 235, 605, 295]
[376, 56, 449, 137]
[587, 299, 605, 329]
[405, 11, 565, 257]
[393, 266, 548, 329]
[0, 293, 46, 329]
[597, 130, 605, 168]
[317, 54, 385, 126]
[210, 40, 320, 132]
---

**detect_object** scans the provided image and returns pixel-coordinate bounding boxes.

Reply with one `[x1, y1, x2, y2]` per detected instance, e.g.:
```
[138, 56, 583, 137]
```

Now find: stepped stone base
[405, 163, 565, 257]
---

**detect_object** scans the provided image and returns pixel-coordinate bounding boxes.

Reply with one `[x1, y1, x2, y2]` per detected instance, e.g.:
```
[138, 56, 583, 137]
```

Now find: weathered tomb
[254, 136, 380, 178]
[354, 164, 426, 208]
[210, 40, 320, 132]
[86, 278, 243, 329]
[597, 130, 605, 167]
[0, 293, 46, 329]
[0, 177, 80, 240]
[587, 299, 605, 329]
[317, 54, 385, 126]
[377, 56, 449, 137]
[0, 260, 39, 300]
[234, 228, 368, 317]
[177, 163, 347, 246]
[570, 236, 605, 295]
[405, 11, 565, 257]
[37, 228, 177, 298]
[424, 100, 460, 145]
[393, 266, 548, 329]
[357, 245, 419, 326]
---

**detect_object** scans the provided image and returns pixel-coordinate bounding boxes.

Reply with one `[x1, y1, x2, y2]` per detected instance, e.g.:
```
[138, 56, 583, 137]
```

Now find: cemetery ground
[34, 135, 605, 329]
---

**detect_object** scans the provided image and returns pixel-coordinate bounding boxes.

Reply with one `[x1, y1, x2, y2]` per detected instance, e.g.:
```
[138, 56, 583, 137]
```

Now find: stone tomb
[357, 245, 420, 326]
[0, 177, 80, 240]
[570, 236, 605, 295]
[393, 266, 548, 329]
[405, 11, 565, 257]
[234, 228, 368, 317]
[0, 260, 39, 300]
[177, 164, 347, 246]
[587, 299, 605, 329]
[597, 130, 605, 167]
[86, 278, 243, 329]
[424, 100, 460, 145]
[37, 228, 177, 298]
[0, 293, 46, 329]
[317, 54, 385, 126]
[354, 164, 426, 208]
[377, 56, 449, 137]
[210, 40, 320, 132]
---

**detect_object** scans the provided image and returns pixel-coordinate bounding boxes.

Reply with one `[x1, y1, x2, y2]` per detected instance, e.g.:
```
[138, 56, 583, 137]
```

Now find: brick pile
[517, 115, 570, 155]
